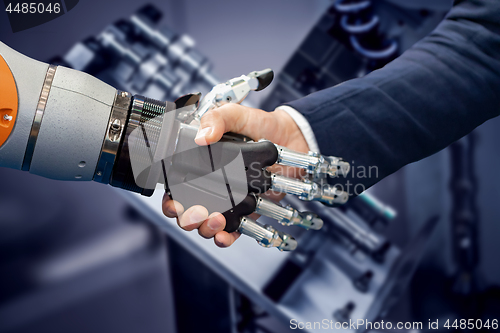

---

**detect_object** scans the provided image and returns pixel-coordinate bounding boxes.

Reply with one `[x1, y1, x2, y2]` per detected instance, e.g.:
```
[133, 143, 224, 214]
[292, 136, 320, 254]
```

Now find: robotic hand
[0, 42, 350, 251]
[159, 69, 351, 251]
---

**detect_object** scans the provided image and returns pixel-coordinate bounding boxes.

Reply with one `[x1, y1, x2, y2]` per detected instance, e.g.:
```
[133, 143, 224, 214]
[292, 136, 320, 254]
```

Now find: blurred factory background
[2, 0, 500, 332]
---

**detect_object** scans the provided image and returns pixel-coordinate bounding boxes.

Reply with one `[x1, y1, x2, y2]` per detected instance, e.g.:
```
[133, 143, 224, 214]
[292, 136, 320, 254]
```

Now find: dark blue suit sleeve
[286, 0, 500, 193]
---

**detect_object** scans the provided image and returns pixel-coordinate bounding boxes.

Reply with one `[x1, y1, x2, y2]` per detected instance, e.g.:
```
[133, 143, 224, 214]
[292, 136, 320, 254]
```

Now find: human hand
[162, 104, 309, 248]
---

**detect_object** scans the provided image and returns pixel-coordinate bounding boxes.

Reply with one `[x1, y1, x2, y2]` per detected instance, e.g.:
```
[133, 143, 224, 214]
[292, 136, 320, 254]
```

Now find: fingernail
[208, 216, 223, 231]
[166, 206, 177, 216]
[166, 201, 183, 217]
[189, 207, 208, 224]
[195, 127, 212, 145]
[214, 235, 225, 247]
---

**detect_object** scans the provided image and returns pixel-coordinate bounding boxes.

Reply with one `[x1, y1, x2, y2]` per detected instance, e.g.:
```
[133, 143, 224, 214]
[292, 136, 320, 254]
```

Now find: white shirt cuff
[275, 105, 320, 153]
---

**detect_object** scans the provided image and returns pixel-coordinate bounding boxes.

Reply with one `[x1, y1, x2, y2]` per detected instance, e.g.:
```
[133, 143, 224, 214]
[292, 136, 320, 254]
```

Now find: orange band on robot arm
[0, 54, 18, 147]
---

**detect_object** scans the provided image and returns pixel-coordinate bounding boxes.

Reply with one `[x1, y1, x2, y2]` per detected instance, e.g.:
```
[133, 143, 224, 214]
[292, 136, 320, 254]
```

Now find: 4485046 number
[444, 319, 498, 330]
[5, 2, 61, 14]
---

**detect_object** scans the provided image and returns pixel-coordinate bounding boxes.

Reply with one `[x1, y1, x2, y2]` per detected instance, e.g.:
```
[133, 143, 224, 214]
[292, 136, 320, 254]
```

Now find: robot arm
[0, 41, 351, 251]
[0, 42, 117, 181]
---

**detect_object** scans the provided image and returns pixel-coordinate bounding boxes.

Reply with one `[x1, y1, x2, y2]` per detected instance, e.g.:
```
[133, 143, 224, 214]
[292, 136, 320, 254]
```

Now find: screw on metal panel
[353, 270, 373, 293]
[97, 171, 103, 176]
[333, 302, 355, 323]
[110, 119, 122, 133]
[109, 118, 123, 142]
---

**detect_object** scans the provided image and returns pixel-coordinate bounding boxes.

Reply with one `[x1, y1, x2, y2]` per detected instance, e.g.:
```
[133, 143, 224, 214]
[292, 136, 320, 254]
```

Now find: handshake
[128, 69, 350, 250]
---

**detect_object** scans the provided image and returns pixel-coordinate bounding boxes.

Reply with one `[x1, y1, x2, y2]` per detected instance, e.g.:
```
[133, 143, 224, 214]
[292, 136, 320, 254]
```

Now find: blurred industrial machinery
[0, 1, 454, 333]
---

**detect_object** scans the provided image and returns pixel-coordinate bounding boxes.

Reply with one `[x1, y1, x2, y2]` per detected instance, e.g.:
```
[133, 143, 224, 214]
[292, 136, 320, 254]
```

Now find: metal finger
[254, 196, 323, 230]
[270, 173, 349, 205]
[238, 216, 297, 251]
[274, 144, 350, 178]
